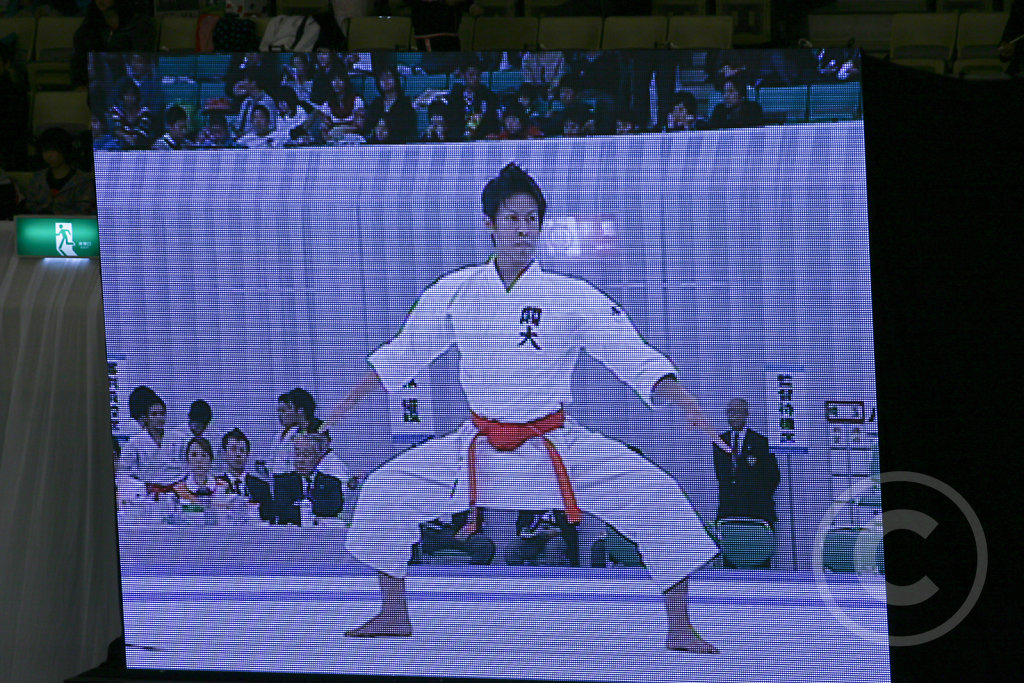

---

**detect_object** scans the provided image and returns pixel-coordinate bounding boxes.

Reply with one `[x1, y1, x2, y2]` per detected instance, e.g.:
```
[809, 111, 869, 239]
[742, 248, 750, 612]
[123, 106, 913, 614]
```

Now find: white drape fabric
[0, 222, 122, 683]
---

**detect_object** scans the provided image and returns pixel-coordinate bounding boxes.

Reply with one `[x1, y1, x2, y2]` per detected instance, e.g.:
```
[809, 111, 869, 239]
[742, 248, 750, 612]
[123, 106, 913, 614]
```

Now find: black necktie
[305, 476, 314, 498]
[733, 432, 740, 471]
[235, 477, 244, 495]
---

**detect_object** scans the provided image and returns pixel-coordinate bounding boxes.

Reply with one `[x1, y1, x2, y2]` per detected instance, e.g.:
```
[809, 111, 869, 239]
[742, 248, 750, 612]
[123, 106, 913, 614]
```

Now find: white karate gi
[122, 429, 189, 487]
[345, 261, 718, 590]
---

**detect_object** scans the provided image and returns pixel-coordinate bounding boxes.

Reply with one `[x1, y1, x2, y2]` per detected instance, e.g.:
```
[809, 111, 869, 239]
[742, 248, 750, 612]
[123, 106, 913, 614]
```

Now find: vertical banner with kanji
[765, 366, 807, 451]
[388, 373, 435, 439]
[108, 355, 127, 444]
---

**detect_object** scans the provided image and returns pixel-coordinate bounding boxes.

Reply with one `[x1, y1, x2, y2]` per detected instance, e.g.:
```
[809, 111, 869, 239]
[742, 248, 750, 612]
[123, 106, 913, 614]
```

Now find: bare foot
[666, 629, 719, 654]
[345, 612, 413, 637]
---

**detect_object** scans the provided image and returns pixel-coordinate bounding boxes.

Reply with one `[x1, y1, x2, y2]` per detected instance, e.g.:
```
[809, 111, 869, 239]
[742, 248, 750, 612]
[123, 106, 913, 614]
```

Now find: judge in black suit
[272, 433, 344, 525]
[220, 428, 273, 521]
[713, 398, 780, 568]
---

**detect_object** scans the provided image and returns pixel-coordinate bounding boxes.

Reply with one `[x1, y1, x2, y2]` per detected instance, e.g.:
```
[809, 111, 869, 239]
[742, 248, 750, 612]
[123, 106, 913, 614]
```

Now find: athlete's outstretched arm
[652, 376, 732, 453]
[326, 370, 383, 426]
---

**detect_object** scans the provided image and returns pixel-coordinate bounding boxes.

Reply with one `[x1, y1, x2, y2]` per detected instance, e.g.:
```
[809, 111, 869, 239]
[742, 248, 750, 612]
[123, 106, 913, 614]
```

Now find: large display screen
[93, 48, 889, 681]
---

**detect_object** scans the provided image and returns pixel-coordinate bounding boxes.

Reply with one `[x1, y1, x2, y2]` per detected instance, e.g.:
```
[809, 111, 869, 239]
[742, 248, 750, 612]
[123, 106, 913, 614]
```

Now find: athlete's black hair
[481, 163, 547, 225]
[128, 385, 163, 421]
[165, 105, 188, 127]
[222, 427, 250, 452]
[188, 399, 212, 425]
[185, 436, 214, 461]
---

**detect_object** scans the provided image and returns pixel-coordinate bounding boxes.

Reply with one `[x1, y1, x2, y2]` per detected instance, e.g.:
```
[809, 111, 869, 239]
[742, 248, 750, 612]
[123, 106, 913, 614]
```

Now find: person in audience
[226, 71, 277, 139]
[316, 69, 366, 143]
[412, 511, 495, 565]
[187, 400, 212, 439]
[614, 107, 643, 136]
[709, 76, 763, 130]
[281, 52, 315, 103]
[564, 50, 621, 135]
[712, 398, 779, 568]
[151, 106, 193, 150]
[194, 112, 238, 149]
[117, 53, 163, 127]
[663, 91, 706, 133]
[0, 42, 28, 170]
[310, 52, 346, 105]
[421, 99, 452, 142]
[445, 56, 498, 140]
[23, 127, 96, 214]
[272, 433, 344, 524]
[71, 0, 155, 89]
[522, 51, 568, 102]
[106, 79, 155, 149]
[364, 65, 416, 143]
[407, 0, 483, 52]
[220, 428, 273, 520]
[491, 102, 542, 140]
[238, 104, 277, 147]
[505, 509, 580, 567]
[514, 83, 547, 129]
[121, 386, 188, 491]
[543, 74, 592, 138]
[272, 86, 316, 147]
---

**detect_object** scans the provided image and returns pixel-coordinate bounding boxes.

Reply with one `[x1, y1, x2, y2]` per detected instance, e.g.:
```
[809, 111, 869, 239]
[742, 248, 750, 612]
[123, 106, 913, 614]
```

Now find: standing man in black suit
[220, 428, 273, 521]
[273, 433, 344, 525]
[713, 398, 780, 568]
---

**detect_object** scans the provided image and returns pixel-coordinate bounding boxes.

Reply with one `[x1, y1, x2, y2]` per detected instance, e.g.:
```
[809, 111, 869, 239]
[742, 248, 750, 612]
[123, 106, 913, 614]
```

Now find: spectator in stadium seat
[71, 0, 154, 89]
[194, 112, 239, 149]
[281, 53, 315, 104]
[173, 437, 229, 503]
[238, 104, 277, 148]
[364, 65, 416, 143]
[412, 511, 495, 565]
[310, 52, 346, 105]
[407, 0, 483, 52]
[219, 428, 273, 521]
[0, 42, 28, 170]
[564, 50, 621, 135]
[151, 106, 193, 151]
[272, 433, 344, 525]
[445, 56, 499, 140]
[106, 79, 155, 149]
[491, 103, 542, 140]
[421, 98, 453, 142]
[117, 53, 163, 127]
[614, 107, 644, 135]
[522, 51, 568, 101]
[316, 70, 367, 143]
[505, 509, 580, 567]
[272, 86, 317, 147]
[188, 400, 213, 439]
[227, 72, 278, 139]
[544, 74, 593, 137]
[663, 91, 706, 133]
[560, 104, 592, 138]
[709, 76, 763, 130]
[23, 127, 96, 214]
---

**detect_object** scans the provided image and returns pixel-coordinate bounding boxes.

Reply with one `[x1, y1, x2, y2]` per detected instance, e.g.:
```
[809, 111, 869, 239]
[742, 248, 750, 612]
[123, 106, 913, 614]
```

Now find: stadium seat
[890, 12, 959, 74]
[716, 0, 770, 45]
[666, 15, 733, 49]
[685, 83, 716, 119]
[6, 171, 33, 199]
[457, 15, 475, 49]
[275, 0, 330, 15]
[0, 16, 36, 66]
[808, 82, 862, 122]
[157, 16, 197, 52]
[756, 85, 809, 124]
[817, 0, 926, 11]
[198, 81, 227, 110]
[807, 13, 893, 56]
[653, 0, 706, 15]
[953, 12, 1011, 77]
[489, 69, 523, 94]
[157, 54, 197, 80]
[27, 16, 82, 90]
[717, 518, 776, 568]
[347, 16, 412, 50]
[252, 17, 270, 40]
[31, 90, 91, 135]
[195, 54, 233, 83]
[358, 74, 377, 104]
[472, 17, 538, 51]
[524, 0, 572, 17]
[601, 16, 668, 49]
[475, 0, 516, 16]
[537, 16, 603, 50]
[596, 525, 644, 567]
[822, 526, 883, 573]
[404, 73, 448, 100]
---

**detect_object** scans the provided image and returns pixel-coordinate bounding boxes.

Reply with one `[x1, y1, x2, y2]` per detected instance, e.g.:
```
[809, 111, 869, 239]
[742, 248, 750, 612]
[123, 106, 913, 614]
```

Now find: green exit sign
[16, 215, 100, 258]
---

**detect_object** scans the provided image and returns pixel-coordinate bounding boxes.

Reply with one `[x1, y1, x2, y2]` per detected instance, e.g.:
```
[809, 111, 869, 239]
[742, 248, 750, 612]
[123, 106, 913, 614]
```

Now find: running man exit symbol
[56, 222, 77, 256]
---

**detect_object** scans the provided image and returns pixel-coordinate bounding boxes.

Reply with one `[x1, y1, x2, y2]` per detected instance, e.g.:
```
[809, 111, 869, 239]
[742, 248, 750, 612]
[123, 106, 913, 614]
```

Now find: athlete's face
[189, 420, 207, 437]
[144, 403, 166, 432]
[278, 401, 300, 428]
[723, 81, 742, 107]
[488, 193, 541, 266]
[224, 438, 249, 473]
[188, 444, 212, 478]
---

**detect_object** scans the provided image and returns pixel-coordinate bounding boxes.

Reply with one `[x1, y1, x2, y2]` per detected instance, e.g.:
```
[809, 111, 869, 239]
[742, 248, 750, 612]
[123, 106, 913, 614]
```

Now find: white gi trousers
[345, 418, 719, 591]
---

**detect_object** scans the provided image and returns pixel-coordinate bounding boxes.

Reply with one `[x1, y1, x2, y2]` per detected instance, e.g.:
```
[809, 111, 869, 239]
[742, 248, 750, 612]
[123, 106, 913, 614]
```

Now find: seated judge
[220, 428, 272, 520]
[173, 436, 229, 503]
[413, 510, 496, 565]
[272, 433, 344, 524]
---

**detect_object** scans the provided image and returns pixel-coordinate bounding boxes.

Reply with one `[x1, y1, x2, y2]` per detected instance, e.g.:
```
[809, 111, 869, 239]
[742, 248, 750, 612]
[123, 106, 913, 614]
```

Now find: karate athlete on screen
[329, 163, 731, 653]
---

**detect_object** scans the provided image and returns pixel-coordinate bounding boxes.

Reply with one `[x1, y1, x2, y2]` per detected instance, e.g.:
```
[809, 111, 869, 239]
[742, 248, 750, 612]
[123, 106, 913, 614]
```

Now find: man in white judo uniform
[330, 163, 730, 653]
